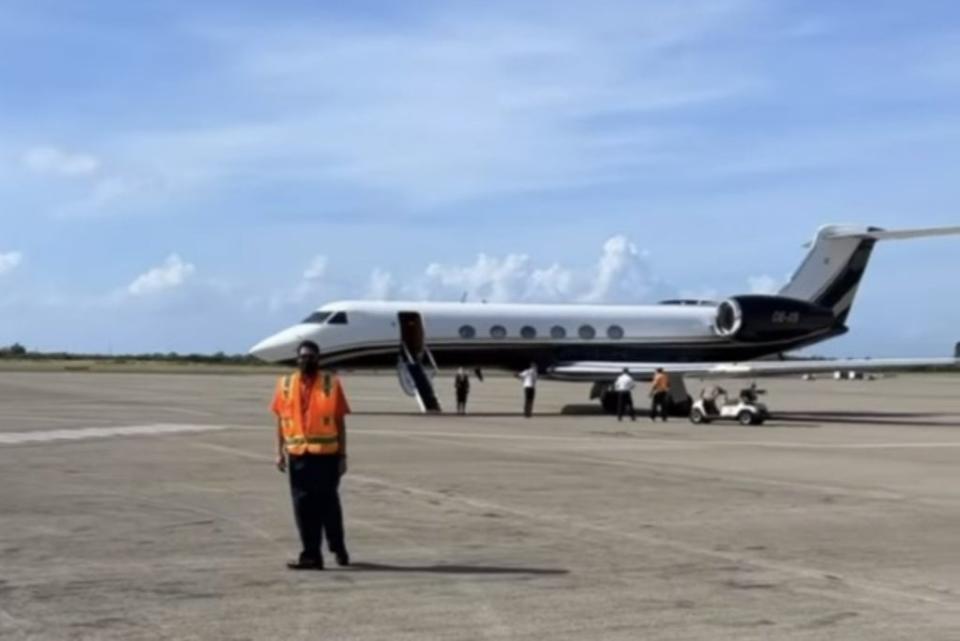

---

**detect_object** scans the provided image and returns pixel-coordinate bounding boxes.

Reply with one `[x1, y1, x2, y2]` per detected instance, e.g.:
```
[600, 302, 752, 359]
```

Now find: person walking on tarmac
[516, 362, 538, 417]
[649, 367, 670, 422]
[454, 367, 470, 415]
[272, 340, 351, 570]
[614, 367, 637, 421]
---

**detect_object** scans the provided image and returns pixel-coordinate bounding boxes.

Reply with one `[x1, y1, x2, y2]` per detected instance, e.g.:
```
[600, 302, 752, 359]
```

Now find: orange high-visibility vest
[271, 371, 349, 456]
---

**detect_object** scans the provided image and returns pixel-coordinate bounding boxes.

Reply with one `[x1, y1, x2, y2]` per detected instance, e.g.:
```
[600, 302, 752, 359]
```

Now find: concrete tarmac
[1, 371, 960, 640]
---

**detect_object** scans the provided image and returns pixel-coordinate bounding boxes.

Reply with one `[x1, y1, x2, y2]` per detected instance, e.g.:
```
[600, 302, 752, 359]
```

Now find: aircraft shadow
[346, 562, 568, 575]
[775, 410, 960, 427]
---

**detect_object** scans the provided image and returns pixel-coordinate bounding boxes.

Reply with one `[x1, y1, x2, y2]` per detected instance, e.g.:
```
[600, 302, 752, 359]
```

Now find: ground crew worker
[454, 367, 470, 415]
[272, 340, 350, 570]
[649, 367, 670, 422]
[516, 363, 538, 417]
[613, 367, 636, 421]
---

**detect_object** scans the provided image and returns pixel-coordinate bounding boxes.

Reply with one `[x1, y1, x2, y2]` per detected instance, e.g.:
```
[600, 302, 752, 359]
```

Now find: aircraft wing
[548, 357, 960, 381]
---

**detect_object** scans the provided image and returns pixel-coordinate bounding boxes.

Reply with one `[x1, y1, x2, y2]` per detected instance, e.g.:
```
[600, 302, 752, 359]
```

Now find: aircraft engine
[713, 295, 835, 342]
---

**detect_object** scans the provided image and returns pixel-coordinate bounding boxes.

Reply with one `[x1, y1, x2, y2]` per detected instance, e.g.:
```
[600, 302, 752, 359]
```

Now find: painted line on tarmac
[0, 423, 234, 445]
[354, 428, 960, 450]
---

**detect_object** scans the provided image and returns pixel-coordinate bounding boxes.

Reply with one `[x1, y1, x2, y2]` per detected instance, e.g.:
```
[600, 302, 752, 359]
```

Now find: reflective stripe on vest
[277, 371, 341, 455]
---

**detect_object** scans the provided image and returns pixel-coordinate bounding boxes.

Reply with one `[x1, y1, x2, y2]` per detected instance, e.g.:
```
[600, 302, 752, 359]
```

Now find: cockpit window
[328, 311, 348, 325]
[302, 311, 331, 324]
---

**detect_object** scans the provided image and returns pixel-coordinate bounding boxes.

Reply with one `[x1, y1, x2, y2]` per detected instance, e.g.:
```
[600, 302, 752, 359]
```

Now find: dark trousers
[288, 454, 345, 560]
[523, 387, 535, 417]
[650, 391, 669, 421]
[456, 392, 468, 415]
[617, 391, 636, 421]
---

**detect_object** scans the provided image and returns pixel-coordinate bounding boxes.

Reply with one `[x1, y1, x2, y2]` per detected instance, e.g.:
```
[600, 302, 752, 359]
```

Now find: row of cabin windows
[459, 324, 624, 340]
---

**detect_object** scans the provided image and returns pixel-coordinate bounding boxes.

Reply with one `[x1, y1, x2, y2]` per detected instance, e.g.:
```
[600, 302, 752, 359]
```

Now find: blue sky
[2, 0, 960, 356]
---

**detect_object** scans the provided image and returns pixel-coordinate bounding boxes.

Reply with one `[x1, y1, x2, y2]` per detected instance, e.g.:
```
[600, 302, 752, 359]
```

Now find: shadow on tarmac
[775, 410, 960, 427]
[352, 411, 585, 417]
[346, 562, 568, 575]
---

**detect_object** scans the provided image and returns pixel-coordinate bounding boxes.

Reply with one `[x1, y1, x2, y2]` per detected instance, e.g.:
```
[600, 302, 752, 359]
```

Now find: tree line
[0, 343, 266, 365]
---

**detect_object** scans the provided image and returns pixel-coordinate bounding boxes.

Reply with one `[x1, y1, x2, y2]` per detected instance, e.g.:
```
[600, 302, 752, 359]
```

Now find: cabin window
[520, 325, 537, 339]
[459, 325, 476, 339]
[328, 311, 348, 325]
[578, 324, 596, 339]
[302, 311, 331, 324]
[550, 325, 567, 339]
[607, 325, 624, 339]
[490, 325, 507, 339]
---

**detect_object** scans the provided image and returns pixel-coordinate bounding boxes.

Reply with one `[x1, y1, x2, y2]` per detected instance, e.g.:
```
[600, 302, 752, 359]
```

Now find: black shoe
[287, 555, 323, 570]
[333, 549, 350, 567]
[287, 559, 323, 570]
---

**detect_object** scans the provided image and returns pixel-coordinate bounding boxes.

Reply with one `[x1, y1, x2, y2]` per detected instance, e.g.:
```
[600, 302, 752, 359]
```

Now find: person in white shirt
[516, 363, 538, 418]
[613, 367, 637, 421]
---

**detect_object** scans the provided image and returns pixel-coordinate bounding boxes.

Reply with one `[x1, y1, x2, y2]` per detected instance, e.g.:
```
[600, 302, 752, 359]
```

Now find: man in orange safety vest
[272, 340, 351, 570]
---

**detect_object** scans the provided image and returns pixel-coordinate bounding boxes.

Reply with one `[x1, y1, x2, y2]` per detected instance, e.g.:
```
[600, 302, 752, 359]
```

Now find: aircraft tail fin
[779, 224, 960, 325]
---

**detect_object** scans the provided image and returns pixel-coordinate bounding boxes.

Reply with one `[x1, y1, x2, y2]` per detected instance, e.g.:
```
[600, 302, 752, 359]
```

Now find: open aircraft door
[396, 312, 441, 413]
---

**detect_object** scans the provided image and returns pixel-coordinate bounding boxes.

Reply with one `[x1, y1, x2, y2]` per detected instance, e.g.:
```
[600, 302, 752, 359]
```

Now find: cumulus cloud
[127, 254, 196, 296]
[580, 235, 662, 303]
[424, 253, 533, 302]
[747, 274, 781, 295]
[0, 251, 23, 275]
[395, 235, 668, 304]
[22, 146, 100, 176]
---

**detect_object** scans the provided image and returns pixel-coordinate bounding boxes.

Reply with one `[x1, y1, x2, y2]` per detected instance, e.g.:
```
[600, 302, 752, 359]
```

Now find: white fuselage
[249, 299, 789, 375]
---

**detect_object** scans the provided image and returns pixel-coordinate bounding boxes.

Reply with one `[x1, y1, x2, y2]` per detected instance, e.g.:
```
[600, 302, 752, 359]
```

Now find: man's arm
[275, 418, 286, 473]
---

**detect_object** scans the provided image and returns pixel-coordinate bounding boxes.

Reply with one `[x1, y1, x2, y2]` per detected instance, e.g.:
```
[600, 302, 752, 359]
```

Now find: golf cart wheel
[690, 408, 705, 424]
[737, 410, 753, 426]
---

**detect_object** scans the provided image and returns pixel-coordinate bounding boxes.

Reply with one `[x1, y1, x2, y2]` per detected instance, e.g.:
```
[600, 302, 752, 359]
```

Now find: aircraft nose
[249, 326, 312, 362]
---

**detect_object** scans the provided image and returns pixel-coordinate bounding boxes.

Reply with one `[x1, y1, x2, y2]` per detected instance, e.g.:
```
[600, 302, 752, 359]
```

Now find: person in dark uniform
[272, 340, 351, 570]
[454, 367, 470, 415]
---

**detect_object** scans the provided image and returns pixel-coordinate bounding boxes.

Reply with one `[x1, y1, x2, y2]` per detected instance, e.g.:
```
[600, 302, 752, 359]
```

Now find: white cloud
[0, 251, 22, 275]
[366, 268, 395, 300]
[22, 146, 100, 176]
[302, 255, 327, 282]
[424, 253, 533, 302]
[747, 274, 780, 294]
[58, 3, 756, 214]
[579, 235, 663, 303]
[127, 254, 196, 296]
[405, 234, 668, 304]
[270, 255, 329, 310]
[526, 263, 574, 301]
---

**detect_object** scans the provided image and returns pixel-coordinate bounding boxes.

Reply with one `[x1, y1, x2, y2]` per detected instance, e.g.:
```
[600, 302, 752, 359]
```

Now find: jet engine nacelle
[714, 295, 835, 342]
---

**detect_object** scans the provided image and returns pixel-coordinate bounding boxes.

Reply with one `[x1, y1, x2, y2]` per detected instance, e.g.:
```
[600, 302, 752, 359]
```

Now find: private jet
[250, 224, 960, 413]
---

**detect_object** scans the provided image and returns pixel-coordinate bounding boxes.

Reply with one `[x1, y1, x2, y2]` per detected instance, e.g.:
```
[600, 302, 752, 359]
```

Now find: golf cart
[689, 383, 769, 426]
